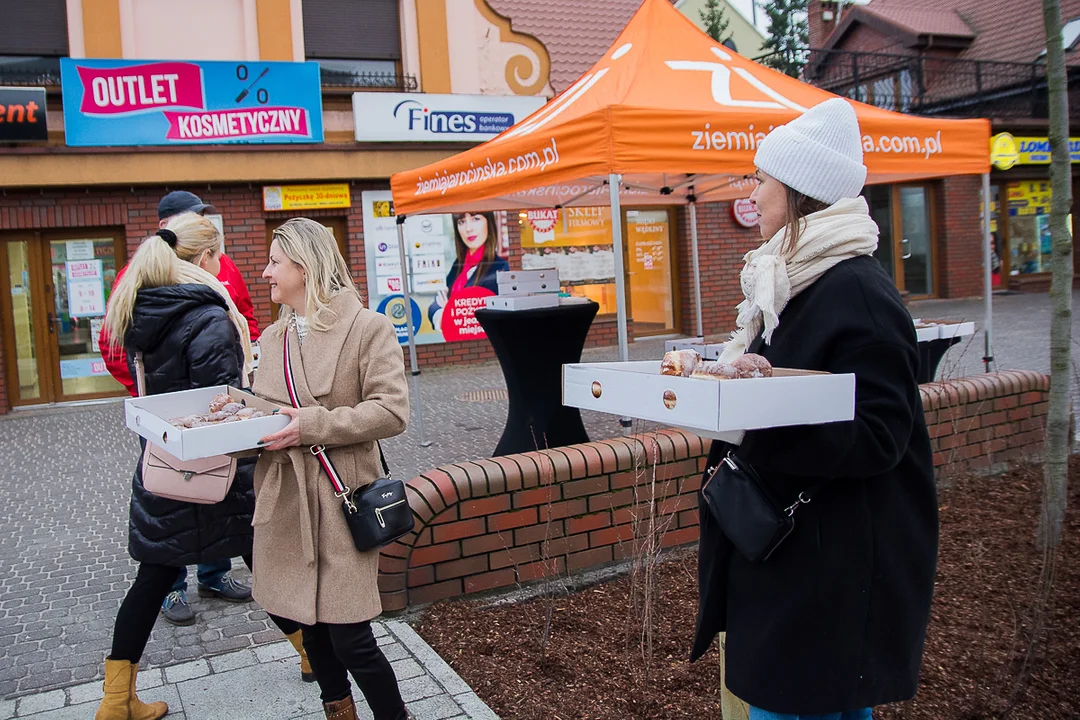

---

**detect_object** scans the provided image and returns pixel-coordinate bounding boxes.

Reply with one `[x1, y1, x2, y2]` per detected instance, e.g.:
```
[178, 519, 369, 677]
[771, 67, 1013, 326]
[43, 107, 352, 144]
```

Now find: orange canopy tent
[390, 0, 994, 365]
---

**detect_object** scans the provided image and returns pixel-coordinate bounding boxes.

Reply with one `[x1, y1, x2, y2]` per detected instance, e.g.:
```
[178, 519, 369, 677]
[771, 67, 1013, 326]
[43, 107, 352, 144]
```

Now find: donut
[208, 392, 233, 413]
[690, 361, 740, 380]
[661, 349, 702, 377]
[732, 353, 773, 379]
[220, 402, 244, 416]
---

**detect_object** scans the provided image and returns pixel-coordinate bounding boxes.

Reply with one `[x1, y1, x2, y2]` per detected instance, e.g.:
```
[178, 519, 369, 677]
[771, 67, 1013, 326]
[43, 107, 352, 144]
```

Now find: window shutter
[303, 0, 401, 60]
[0, 0, 68, 56]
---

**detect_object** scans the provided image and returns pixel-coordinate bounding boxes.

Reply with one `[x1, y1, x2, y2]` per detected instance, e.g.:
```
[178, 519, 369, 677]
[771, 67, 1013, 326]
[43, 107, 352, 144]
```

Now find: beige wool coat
[250, 292, 408, 625]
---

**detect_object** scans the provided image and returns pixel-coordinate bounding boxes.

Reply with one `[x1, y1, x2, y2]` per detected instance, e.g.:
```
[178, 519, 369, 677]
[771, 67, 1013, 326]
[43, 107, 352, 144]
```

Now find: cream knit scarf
[718, 197, 879, 364]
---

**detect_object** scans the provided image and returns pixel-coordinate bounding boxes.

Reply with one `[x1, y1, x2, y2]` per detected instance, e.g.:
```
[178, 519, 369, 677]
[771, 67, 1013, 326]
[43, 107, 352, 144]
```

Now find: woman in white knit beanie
[691, 98, 939, 720]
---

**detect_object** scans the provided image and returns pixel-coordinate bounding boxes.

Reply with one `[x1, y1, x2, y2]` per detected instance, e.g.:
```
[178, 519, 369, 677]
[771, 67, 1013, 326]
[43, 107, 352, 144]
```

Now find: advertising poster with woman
[361, 191, 508, 343]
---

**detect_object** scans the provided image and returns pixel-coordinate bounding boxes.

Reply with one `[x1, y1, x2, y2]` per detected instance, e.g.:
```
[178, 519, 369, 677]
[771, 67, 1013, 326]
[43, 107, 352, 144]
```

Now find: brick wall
[380, 370, 1050, 610]
[921, 370, 1049, 477]
[673, 201, 759, 337]
[936, 175, 984, 299]
[0, 185, 641, 412]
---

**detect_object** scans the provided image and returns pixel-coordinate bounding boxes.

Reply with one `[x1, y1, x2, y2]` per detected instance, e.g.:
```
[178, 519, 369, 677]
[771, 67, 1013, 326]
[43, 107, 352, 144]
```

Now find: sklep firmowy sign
[353, 92, 546, 143]
[60, 58, 324, 147]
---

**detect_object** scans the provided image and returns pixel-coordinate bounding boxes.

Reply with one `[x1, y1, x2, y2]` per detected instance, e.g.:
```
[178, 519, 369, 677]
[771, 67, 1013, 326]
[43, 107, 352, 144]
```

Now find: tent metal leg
[981, 172, 994, 374]
[690, 200, 704, 338]
[609, 173, 632, 433]
[397, 218, 431, 447]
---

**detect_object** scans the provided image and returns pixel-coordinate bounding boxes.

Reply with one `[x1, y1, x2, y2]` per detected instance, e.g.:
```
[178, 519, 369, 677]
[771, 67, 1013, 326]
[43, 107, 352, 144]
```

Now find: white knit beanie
[754, 98, 867, 205]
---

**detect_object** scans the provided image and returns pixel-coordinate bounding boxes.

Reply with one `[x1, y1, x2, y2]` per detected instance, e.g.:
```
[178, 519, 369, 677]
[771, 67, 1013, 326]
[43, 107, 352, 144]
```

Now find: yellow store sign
[991, 133, 1080, 169]
[262, 183, 351, 211]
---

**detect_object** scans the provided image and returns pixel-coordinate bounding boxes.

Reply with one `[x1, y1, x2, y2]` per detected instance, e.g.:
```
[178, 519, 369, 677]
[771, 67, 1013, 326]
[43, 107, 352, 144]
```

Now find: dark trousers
[110, 555, 299, 663]
[301, 621, 407, 720]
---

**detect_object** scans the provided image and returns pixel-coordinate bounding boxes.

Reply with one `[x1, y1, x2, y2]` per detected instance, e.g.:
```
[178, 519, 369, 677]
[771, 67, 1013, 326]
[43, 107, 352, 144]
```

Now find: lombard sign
[353, 92, 546, 142]
[60, 58, 323, 147]
[990, 132, 1080, 169]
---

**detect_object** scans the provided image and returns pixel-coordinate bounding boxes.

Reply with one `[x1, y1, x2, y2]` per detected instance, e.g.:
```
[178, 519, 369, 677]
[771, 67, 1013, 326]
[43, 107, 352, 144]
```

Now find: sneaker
[197, 574, 252, 603]
[160, 590, 195, 626]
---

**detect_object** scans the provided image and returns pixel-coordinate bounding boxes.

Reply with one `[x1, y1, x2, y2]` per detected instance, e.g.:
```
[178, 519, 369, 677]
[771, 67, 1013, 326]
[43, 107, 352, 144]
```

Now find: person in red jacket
[99, 192, 274, 629]
[100, 192, 260, 394]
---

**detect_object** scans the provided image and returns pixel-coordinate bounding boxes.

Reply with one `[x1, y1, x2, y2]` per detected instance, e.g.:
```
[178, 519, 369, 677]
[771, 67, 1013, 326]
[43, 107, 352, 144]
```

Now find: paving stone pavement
[0, 621, 498, 719]
[0, 289, 1073, 708]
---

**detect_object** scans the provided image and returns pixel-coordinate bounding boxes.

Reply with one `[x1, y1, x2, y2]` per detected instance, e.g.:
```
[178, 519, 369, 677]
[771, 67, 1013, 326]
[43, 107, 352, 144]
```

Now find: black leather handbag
[701, 450, 820, 562]
[283, 328, 415, 552]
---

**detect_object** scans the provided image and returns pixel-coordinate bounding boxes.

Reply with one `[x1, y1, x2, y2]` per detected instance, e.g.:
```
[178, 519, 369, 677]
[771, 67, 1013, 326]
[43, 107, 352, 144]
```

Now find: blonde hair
[104, 212, 253, 378]
[269, 217, 360, 332]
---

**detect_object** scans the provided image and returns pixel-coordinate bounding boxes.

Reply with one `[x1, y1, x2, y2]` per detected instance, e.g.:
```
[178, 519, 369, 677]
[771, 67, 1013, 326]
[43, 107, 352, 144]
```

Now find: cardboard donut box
[125, 386, 288, 461]
[562, 360, 856, 439]
[912, 318, 977, 341]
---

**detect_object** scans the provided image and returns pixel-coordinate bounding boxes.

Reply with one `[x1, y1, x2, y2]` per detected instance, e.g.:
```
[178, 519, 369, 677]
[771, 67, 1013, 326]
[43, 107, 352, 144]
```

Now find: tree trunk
[1039, 0, 1072, 551]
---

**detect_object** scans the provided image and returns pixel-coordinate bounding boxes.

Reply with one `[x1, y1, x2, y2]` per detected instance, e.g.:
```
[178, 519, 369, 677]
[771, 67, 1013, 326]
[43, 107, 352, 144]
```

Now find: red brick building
[3, 0, 1059, 414]
[805, 0, 1080, 295]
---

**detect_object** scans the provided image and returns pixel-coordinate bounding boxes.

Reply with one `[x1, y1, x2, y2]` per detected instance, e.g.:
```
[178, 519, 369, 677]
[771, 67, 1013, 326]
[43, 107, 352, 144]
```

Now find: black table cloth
[475, 301, 599, 456]
[917, 336, 963, 384]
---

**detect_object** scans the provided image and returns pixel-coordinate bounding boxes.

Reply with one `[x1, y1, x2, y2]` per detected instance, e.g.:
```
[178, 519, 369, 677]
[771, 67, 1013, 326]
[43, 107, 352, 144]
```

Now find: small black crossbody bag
[283, 328, 414, 552]
[701, 451, 822, 563]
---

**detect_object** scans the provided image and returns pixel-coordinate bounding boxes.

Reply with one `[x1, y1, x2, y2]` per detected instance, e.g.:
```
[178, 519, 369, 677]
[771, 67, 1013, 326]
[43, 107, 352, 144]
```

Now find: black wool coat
[123, 284, 256, 566]
[691, 255, 939, 714]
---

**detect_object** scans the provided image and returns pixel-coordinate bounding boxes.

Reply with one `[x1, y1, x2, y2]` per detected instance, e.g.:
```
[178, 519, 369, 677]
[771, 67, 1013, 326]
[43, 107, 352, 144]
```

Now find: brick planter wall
[379, 370, 1051, 611]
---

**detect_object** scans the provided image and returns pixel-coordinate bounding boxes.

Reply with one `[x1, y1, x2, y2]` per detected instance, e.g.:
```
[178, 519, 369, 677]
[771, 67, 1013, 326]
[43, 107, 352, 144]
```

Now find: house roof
[824, 0, 1080, 65]
[860, 4, 974, 39]
[486, 0, 647, 92]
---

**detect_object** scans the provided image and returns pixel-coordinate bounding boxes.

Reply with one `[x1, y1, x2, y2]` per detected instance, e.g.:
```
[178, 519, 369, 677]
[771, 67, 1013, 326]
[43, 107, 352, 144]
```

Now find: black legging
[302, 621, 407, 720]
[110, 555, 298, 663]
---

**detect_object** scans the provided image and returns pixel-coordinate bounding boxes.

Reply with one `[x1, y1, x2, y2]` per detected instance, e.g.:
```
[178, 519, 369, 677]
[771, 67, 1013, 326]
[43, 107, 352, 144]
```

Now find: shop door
[897, 186, 935, 297]
[864, 185, 937, 297]
[1, 231, 126, 406]
[624, 209, 678, 336]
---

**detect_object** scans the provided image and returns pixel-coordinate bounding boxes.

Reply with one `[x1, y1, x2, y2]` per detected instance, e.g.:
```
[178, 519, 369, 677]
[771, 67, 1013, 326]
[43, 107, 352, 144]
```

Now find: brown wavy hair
[451, 211, 499, 286]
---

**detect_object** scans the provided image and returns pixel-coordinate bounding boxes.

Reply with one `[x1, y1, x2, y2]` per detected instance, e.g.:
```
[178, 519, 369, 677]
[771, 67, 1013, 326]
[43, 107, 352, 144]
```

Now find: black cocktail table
[475, 301, 599, 456]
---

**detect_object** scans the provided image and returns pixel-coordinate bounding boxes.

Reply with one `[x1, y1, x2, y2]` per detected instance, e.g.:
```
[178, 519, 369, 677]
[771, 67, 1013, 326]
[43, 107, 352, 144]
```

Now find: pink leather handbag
[135, 353, 236, 504]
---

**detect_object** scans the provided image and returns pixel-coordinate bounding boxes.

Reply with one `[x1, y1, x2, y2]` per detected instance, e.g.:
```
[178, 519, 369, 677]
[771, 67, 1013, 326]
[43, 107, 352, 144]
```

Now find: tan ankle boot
[285, 630, 316, 683]
[94, 658, 168, 720]
[323, 695, 358, 720]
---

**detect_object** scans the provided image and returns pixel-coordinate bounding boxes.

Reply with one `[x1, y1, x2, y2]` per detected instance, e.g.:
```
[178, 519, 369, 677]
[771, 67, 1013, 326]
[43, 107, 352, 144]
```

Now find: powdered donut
[208, 392, 233, 413]
[690, 361, 740, 380]
[661, 349, 701, 377]
[732, 353, 773, 379]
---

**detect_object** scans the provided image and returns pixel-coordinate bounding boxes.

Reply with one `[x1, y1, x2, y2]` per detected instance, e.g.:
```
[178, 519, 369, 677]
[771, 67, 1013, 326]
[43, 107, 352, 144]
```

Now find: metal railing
[319, 68, 418, 91]
[0, 56, 61, 86]
[791, 48, 1080, 119]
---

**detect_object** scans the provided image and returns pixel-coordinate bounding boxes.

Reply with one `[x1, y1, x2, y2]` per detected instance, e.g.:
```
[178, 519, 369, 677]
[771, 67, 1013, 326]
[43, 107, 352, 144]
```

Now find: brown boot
[94, 658, 168, 720]
[323, 695, 358, 720]
[285, 629, 316, 683]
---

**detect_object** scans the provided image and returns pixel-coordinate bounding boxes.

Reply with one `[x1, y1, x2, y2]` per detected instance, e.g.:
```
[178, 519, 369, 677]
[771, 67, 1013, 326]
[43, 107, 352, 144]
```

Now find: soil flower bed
[416, 460, 1080, 720]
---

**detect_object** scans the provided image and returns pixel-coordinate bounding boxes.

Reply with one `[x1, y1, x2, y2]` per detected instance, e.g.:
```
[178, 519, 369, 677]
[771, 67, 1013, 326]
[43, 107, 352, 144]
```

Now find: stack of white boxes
[484, 270, 562, 310]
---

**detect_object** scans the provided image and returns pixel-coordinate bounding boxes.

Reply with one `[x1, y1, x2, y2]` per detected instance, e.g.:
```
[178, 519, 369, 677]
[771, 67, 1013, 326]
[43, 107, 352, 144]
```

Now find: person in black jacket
[427, 211, 510, 330]
[691, 99, 938, 720]
[95, 213, 304, 720]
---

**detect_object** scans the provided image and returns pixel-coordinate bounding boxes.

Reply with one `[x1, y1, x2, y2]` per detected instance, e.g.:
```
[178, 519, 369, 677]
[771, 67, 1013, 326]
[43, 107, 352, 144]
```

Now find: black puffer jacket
[124, 284, 255, 566]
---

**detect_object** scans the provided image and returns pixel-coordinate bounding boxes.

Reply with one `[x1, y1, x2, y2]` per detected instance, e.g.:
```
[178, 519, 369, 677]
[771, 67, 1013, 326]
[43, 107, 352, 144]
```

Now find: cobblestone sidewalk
[0, 621, 497, 720]
[0, 289, 1073, 710]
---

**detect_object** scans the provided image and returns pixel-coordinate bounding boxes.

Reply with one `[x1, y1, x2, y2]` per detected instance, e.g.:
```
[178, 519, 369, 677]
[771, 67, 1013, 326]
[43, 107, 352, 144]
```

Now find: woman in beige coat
[254, 218, 411, 720]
